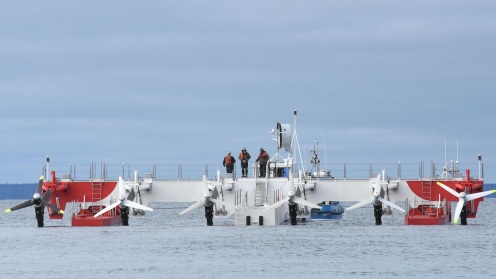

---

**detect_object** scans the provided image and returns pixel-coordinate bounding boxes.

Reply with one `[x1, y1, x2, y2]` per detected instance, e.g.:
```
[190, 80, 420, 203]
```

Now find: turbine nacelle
[263, 177, 321, 213]
[346, 174, 405, 214]
[179, 176, 226, 217]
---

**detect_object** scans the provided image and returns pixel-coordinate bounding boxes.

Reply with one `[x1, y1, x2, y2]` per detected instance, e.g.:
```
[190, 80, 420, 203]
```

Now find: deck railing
[43, 161, 481, 182]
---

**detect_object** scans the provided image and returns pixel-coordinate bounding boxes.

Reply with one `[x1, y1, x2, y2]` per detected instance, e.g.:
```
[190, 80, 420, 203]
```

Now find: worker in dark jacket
[238, 147, 251, 177]
[223, 151, 236, 174]
[256, 148, 269, 177]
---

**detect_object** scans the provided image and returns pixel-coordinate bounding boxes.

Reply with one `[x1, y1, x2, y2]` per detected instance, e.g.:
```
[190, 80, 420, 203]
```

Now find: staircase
[235, 207, 247, 225]
[91, 180, 103, 214]
[255, 182, 266, 207]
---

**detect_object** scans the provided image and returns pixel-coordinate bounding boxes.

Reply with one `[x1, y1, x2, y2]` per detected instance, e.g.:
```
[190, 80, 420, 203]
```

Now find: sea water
[0, 199, 495, 279]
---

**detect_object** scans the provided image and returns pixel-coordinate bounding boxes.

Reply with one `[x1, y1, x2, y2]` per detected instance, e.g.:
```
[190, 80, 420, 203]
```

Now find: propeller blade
[122, 200, 153, 212]
[179, 199, 206, 215]
[41, 200, 65, 214]
[42, 189, 52, 202]
[118, 176, 126, 197]
[202, 175, 208, 194]
[436, 182, 460, 197]
[453, 199, 465, 224]
[378, 197, 405, 213]
[178, 176, 216, 216]
[346, 197, 374, 211]
[372, 174, 381, 196]
[292, 196, 321, 209]
[127, 188, 136, 201]
[263, 197, 289, 212]
[295, 187, 302, 198]
[35, 175, 44, 195]
[5, 200, 33, 213]
[94, 201, 121, 217]
[465, 190, 496, 201]
[211, 187, 219, 200]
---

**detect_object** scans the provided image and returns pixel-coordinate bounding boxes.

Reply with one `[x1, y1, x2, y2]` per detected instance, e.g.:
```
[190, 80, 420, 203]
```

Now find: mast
[45, 156, 50, 181]
[291, 110, 305, 175]
[478, 154, 483, 180]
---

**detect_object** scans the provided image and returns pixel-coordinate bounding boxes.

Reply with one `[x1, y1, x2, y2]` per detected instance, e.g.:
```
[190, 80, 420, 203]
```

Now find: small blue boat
[311, 201, 344, 220]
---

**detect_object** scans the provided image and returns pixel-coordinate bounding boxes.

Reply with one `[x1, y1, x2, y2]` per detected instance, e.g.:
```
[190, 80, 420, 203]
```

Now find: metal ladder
[91, 180, 102, 214]
[420, 179, 432, 214]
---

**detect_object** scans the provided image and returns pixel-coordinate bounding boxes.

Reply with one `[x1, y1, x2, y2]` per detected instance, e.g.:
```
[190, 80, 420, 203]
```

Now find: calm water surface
[1, 199, 495, 279]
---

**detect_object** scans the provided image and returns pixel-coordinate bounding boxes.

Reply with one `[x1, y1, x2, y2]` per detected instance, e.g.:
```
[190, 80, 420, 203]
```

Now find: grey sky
[1, 1, 495, 183]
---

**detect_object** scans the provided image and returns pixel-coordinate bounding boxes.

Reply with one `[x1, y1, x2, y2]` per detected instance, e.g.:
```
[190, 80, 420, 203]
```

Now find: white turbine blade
[118, 176, 126, 196]
[122, 200, 153, 212]
[179, 200, 205, 215]
[292, 196, 321, 209]
[378, 197, 405, 213]
[372, 174, 381, 196]
[453, 198, 465, 224]
[346, 197, 374, 211]
[465, 190, 496, 201]
[94, 201, 121, 217]
[436, 182, 459, 197]
[202, 175, 208, 194]
[263, 198, 289, 212]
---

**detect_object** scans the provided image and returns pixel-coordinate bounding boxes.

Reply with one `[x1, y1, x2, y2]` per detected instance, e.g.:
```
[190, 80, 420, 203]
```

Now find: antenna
[444, 139, 447, 179]
[46, 156, 50, 181]
[456, 139, 459, 164]
[478, 153, 483, 180]
[444, 139, 447, 166]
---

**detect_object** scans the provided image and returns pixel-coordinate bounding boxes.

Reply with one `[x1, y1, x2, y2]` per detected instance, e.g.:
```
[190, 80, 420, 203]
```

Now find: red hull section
[41, 172, 117, 218]
[41, 171, 119, 226]
[404, 170, 484, 225]
[405, 204, 452, 225]
[406, 179, 484, 220]
[71, 208, 122, 226]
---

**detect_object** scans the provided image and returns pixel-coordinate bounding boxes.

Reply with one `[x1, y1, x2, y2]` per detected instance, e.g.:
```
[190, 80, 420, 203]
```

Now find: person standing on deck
[238, 147, 251, 177]
[223, 151, 236, 174]
[256, 148, 270, 177]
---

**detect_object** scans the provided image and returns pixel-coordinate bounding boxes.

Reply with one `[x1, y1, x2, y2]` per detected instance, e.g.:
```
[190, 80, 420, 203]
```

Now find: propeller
[346, 174, 405, 213]
[93, 177, 153, 218]
[436, 182, 496, 224]
[179, 175, 225, 215]
[5, 176, 65, 214]
[263, 174, 321, 212]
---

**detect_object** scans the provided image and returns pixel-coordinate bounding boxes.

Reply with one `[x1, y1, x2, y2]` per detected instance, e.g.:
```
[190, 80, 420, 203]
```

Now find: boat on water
[28, 111, 493, 227]
[311, 201, 344, 220]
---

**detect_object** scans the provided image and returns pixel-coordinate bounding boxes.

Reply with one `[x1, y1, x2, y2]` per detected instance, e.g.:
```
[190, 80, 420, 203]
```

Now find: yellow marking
[40, 175, 44, 180]
[59, 210, 65, 214]
[454, 218, 458, 224]
[5, 209, 11, 213]
[436, 182, 443, 186]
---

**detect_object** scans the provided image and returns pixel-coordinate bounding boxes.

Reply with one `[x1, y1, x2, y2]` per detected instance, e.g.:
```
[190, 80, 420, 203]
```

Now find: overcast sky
[1, 1, 495, 183]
